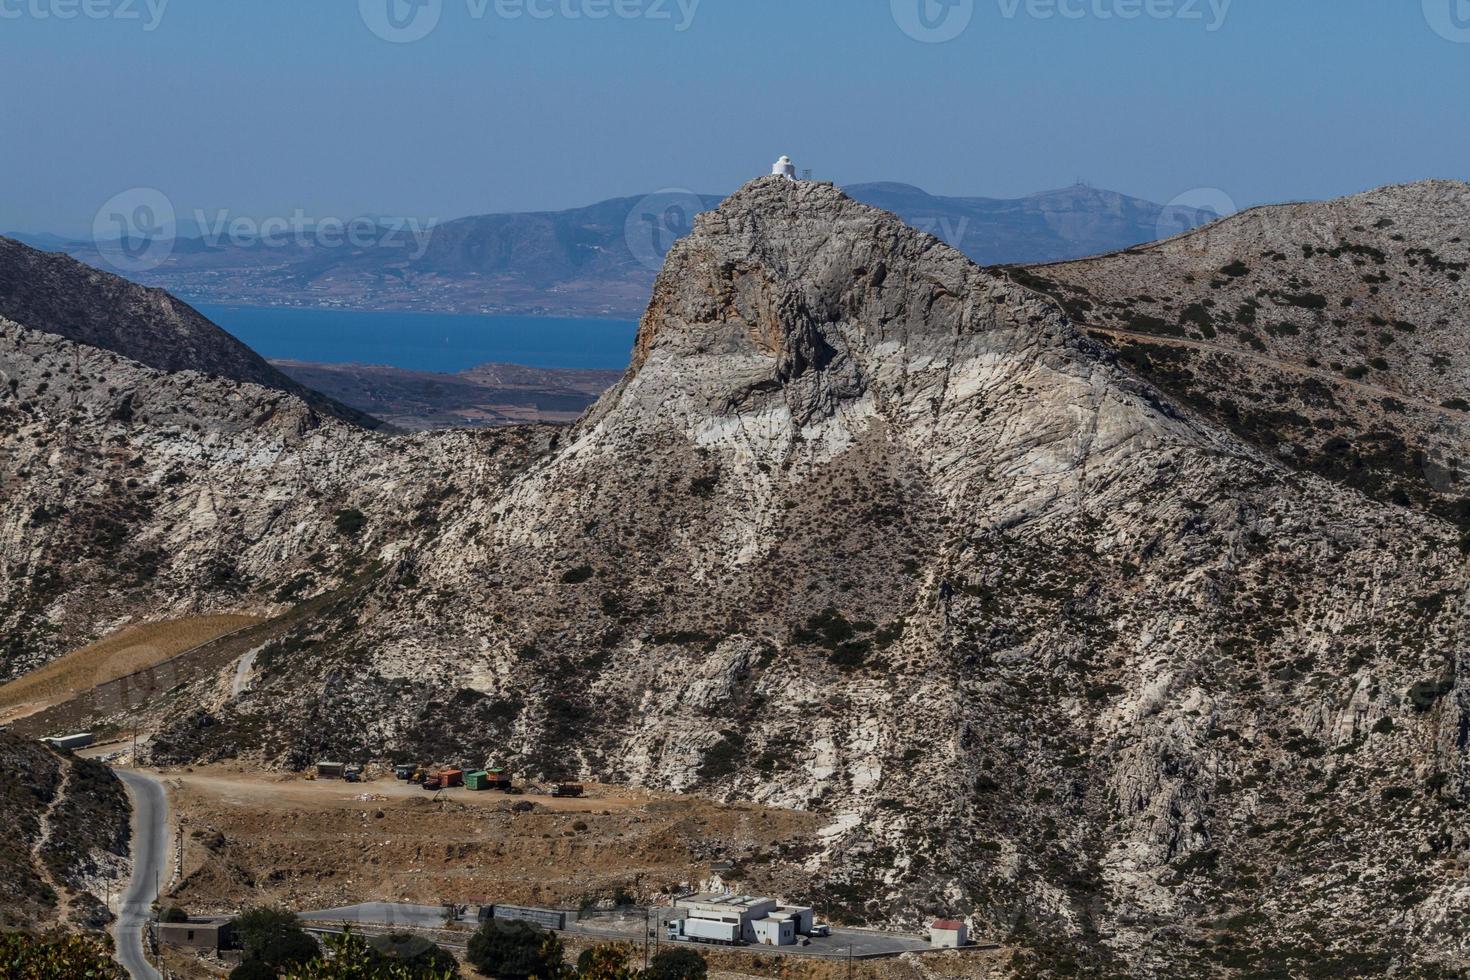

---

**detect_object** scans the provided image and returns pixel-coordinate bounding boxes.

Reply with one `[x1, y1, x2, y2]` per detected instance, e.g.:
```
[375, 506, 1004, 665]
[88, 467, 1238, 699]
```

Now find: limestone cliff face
[3, 179, 1469, 976]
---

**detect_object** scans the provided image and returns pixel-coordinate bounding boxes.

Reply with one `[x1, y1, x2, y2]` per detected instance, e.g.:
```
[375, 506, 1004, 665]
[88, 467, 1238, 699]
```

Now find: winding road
[113, 769, 168, 980]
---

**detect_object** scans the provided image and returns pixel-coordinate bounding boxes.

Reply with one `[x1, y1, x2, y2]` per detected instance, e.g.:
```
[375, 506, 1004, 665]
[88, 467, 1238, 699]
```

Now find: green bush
[647, 947, 708, 980]
[334, 508, 367, 536]
[281, 928, 455, 979]
[231, 960, 277, 980]
[235, 906, 320, 970]
[0, 932, 123, 979]
[466, 919, 564, 980]
[367, 932, 458, 977]
[160, 906, 189, 923]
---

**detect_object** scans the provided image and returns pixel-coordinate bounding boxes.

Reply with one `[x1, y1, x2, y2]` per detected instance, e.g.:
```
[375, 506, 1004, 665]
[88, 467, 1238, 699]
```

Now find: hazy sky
[2, 0, 1467, 235]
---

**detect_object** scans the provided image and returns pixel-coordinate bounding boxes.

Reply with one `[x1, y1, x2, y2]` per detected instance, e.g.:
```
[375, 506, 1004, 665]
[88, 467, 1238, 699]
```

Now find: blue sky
[2, 0, 1466, 235]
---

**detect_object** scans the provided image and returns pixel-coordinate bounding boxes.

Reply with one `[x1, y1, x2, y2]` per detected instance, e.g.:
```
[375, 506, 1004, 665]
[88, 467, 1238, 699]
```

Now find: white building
[929, 918, 968, 948]
[672, 894, 815, 946]
[772, 155, 797, 180]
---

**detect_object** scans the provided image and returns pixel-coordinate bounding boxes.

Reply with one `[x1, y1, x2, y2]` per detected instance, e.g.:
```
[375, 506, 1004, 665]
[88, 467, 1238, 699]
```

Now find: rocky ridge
[0, 236, 379, 428]
[0, 731, 132, 932]
[2, 178, 1468, 976]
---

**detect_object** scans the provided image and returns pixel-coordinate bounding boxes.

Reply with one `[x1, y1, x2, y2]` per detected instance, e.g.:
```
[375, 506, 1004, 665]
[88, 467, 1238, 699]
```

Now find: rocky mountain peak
[621, 176, 1090, 432]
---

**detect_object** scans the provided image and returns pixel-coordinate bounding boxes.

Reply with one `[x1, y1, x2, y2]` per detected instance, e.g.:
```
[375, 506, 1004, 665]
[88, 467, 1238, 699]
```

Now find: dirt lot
[158, 764, 823, 916]
[0, 614, 260, 725]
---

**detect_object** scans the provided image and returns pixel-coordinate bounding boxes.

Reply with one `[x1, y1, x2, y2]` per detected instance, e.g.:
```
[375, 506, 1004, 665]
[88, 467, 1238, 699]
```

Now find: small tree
[466, 919, 565, 980]
[235, 906, 320, 970]
[231, 961, 277, 980]
[646, 947, 708, 980]
[368, 932, 459, 978]
[575, 943, 637, 980]
[283, 928, 454, 980]
[159, 906, 190, 923]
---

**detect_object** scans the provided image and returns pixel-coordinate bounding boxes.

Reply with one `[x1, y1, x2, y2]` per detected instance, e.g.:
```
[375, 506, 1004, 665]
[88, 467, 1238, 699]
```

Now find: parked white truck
[666, 917, 741, 945]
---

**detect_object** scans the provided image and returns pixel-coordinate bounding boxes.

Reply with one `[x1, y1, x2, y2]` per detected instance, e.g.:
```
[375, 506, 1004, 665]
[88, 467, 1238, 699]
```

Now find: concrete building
[673, 894, 815, 946]
[42, 733, 94, 752]
[929, 918, 968, 948]
[772, 155, 797, 180]
[158, 917, 236, 952]
[752, 913, 796, 946]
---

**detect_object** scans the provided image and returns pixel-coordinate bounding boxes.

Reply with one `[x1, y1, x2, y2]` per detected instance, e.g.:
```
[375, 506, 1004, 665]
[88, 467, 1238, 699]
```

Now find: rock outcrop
[3, 178, 1468, 976]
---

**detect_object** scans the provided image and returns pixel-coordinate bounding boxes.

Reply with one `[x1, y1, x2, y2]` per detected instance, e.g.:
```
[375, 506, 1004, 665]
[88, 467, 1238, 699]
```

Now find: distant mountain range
[8, 183, 1216, 319]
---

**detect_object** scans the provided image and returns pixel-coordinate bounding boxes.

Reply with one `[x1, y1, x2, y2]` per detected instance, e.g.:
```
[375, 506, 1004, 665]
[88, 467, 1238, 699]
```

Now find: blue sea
[195, 305, 639, 373]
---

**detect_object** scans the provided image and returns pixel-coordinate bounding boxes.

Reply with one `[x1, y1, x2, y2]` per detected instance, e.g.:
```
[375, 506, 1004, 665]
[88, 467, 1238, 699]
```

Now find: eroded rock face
[3, 178, 1469, 975]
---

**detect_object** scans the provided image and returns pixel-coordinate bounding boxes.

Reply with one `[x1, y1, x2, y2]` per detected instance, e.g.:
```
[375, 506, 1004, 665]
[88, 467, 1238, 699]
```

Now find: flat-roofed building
[675, 894, 817, 946]
[158, 917, 236, 951]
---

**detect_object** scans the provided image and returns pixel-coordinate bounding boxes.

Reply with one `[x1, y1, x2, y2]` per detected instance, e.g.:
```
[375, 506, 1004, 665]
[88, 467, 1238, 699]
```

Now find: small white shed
[930, 918, 968, 948]
[753, 915, 796, 946]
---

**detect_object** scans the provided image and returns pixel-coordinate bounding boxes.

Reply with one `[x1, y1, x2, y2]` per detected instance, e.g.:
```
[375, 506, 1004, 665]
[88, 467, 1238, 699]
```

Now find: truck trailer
[667, 918, 741, 945]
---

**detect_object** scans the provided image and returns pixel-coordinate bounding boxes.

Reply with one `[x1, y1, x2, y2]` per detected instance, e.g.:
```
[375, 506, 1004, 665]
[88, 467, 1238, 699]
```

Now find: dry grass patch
[0, 615, 261, 722]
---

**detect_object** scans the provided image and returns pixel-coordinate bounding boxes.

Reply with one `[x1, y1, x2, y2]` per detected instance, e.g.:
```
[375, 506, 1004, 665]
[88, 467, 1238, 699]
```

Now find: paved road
[301, 902, 454, 929]
[113, 769, 168, 980]
[306, 903, 935, 960]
